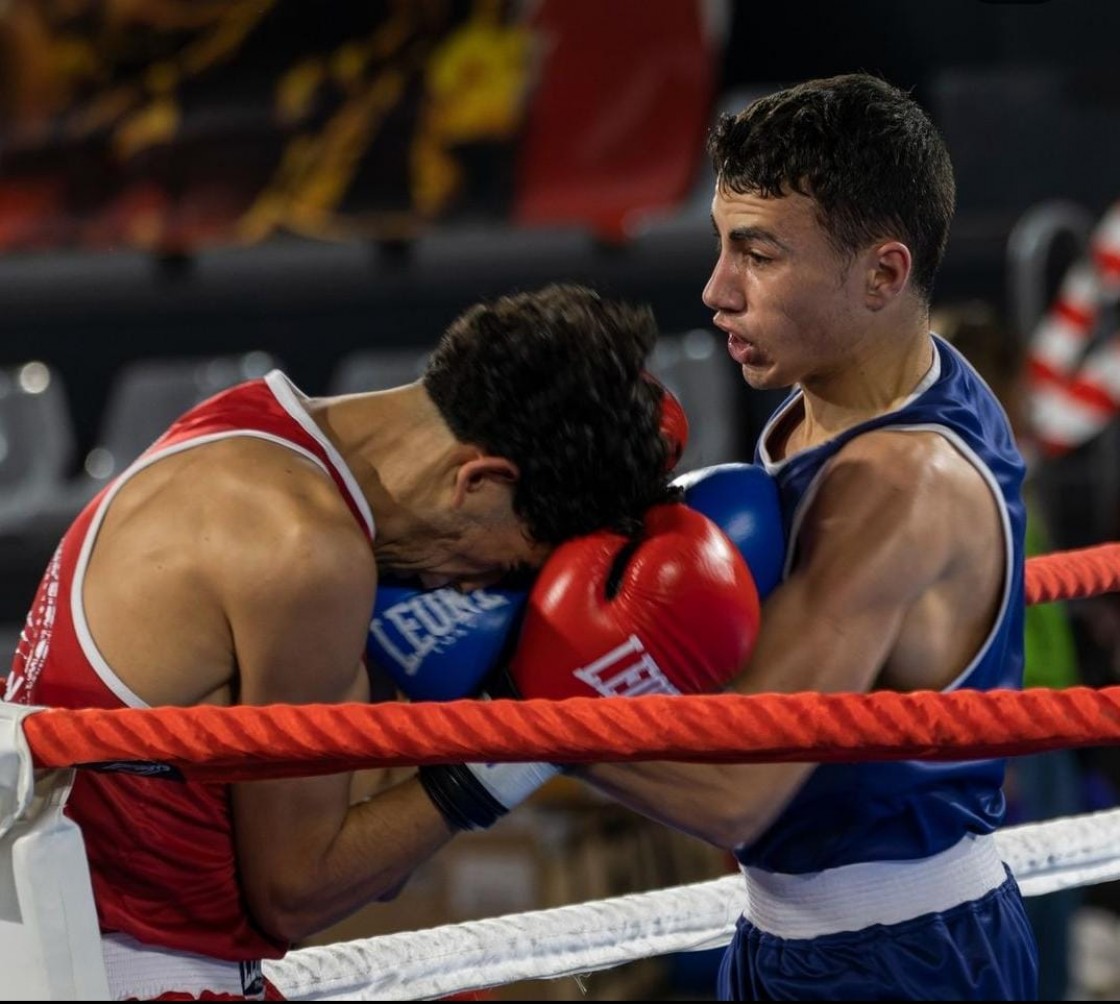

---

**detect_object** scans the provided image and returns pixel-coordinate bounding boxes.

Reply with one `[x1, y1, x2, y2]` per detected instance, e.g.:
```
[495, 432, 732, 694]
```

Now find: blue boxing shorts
[717, 834, 1039, 1000]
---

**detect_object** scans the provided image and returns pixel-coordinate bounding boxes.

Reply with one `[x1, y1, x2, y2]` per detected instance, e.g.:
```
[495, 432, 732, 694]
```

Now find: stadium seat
[0, 362, 75, 537]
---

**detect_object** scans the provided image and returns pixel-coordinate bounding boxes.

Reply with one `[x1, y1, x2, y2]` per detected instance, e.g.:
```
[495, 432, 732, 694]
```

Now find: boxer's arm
[224, 509, 456, 944]
[581, 430, 1003, 849]
[418, 501, 761, 833]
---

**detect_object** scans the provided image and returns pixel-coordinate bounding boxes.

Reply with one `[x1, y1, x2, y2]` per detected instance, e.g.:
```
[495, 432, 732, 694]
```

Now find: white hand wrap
[419, 760, 561, 831]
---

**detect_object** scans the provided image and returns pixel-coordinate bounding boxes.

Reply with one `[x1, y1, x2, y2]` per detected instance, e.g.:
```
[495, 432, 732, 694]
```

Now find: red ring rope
[15, 542, 1120, 780]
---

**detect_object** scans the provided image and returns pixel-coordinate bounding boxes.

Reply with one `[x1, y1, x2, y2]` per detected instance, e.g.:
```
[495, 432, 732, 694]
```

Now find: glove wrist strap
[418, 764, 510, 831]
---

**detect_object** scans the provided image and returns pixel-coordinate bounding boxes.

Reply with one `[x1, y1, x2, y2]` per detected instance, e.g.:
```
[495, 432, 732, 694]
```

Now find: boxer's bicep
[738, 432, 959, 696]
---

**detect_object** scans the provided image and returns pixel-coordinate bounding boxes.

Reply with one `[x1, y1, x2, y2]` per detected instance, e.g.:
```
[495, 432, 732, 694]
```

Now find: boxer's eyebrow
[711, 214, 790, 251]
[725, 223, 788, 252]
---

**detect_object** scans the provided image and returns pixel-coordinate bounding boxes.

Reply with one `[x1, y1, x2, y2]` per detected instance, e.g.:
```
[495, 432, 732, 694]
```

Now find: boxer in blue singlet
[580, 73, 1040, 1000]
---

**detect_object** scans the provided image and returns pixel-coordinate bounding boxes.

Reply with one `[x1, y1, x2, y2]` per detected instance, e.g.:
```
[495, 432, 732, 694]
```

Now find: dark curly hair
[423, 283, 675, 544]
[708, 72, 955, 303]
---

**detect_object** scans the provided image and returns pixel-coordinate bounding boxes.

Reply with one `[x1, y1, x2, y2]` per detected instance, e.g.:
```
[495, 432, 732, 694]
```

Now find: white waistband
[739, 832, 1009, 940]
[102, 932, 266, 1001]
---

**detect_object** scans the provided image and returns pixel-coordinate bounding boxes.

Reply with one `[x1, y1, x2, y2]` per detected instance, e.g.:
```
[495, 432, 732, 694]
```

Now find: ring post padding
[0, 703, 109, 1000]
[0, 702, 38, 838]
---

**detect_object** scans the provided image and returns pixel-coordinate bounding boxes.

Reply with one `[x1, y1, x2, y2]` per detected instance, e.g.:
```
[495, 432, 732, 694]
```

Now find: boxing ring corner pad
[0, 703, 110, 1001]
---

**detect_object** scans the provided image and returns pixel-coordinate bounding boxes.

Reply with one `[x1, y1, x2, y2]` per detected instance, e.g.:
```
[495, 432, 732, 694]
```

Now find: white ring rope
[266, 807, 1120, 1001]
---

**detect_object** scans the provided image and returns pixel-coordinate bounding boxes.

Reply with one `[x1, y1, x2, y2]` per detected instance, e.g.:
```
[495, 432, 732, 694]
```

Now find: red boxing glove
[646, 371, 689, 471]
[502, 503, 760, 699]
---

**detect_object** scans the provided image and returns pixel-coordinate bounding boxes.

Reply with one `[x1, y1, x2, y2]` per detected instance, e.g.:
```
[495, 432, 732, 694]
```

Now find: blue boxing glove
[371, 579, 559, 830]
[367, 579, 527, 701]
[674, 462, 785, 600]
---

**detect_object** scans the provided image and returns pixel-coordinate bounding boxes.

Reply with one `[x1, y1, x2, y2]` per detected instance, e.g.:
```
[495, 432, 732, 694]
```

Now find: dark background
[3, 0, 1118, 447]
[1, 0, 1118, 611]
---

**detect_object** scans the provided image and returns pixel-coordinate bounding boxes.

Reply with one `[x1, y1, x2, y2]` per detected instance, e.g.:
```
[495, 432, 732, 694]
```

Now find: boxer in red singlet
[5, 283, 674, 1000]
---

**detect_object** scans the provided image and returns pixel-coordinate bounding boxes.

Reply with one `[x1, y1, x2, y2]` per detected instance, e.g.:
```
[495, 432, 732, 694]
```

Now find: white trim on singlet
[264, 369, 375, 538]
[757, 336, 942, 476]
[761, 342, 944, 581]
[72, 430, 338, 708]
[852, 422, 1015, 690]
[72, 373, 376, 707]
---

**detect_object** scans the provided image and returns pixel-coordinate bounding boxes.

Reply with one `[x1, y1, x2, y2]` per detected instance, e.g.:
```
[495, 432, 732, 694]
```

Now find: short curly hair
[423, 283, 674, 544]
[708, 73, 955, 303]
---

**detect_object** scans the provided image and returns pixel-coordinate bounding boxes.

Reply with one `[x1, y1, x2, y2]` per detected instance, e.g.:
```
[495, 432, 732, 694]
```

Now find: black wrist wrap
[418, 764, 508, 831]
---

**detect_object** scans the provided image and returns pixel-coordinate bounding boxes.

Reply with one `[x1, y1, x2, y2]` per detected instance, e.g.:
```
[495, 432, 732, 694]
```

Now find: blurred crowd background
[1, 0, 1120, 999]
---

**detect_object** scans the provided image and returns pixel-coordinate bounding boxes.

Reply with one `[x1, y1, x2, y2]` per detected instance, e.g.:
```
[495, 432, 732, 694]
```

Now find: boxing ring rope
[1022, 540, 1120, 603]
[265, 808, 1120, 1001]
[5, 542, 1120, 1000]
[18, 543, 1120, 780]
[20, 681, 1120, 778]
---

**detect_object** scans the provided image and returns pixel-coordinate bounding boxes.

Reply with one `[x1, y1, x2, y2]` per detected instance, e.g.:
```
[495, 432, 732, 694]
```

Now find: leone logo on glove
[572, 634, 680, 697]
[369, 588, 515, 676]
[367, 581, 528, 702]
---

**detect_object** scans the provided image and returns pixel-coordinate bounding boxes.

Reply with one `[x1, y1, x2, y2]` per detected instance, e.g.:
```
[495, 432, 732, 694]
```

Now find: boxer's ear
[452, 454, 519, 507]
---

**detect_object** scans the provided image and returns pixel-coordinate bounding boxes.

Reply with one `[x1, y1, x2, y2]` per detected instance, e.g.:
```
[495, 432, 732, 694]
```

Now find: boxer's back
[5, 369, 374, 962]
